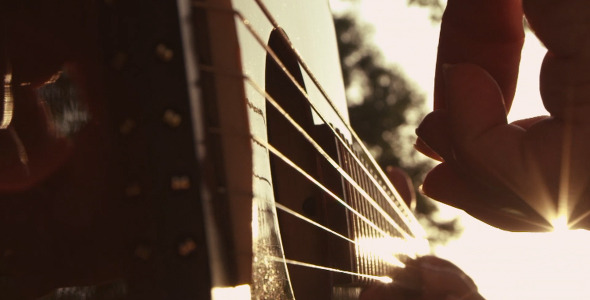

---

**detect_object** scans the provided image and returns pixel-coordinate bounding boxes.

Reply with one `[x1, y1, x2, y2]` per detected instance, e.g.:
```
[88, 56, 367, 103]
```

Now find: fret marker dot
[171, 176, 190, 190]
[163, 109, 182, 128]
[178, 238, 197, 257]
[156, 44, 174, 62]
[125, 183, 141, 197]
[119, 119, 136, 135]
[134, 244, 151, 261]
[111, 52, 127, 70]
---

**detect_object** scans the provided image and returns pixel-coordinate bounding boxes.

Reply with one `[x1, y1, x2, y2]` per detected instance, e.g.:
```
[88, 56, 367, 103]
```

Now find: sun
[550, 215, 569, 233]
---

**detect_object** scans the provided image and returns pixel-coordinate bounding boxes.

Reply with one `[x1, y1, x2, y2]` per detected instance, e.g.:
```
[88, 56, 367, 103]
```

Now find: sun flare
[550, 215, 569, 233]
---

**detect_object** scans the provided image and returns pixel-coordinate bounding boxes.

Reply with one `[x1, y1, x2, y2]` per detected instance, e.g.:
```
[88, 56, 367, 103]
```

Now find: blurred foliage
[335, 0, 445, 22]
[333, 13, 459, 244]
[408, 0, 445, 21]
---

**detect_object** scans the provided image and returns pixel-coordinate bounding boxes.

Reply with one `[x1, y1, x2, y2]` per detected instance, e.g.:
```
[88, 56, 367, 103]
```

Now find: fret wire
[345, 148, 364, 278]
[342, 145, 362, 277]
[370, 179, 389, 277]
[268, 257, 393, 284]
[338, 143, 360, 277]
[231, 12, 423, 238]
[251, 135, 393, 239]
[246, 0, 419, 230]
[245, 77, 412, 239]
[358, 156, 378, 278]
[353, 150, 371, 280]
[275, 202, 406, 268]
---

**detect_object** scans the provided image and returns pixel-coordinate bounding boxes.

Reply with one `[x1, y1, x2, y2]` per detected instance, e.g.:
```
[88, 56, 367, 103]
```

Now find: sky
[330, 1, 590, 299]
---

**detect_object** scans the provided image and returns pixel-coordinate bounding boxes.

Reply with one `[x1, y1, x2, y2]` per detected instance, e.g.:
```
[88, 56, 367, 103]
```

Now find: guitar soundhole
[265, 29, 351, 300]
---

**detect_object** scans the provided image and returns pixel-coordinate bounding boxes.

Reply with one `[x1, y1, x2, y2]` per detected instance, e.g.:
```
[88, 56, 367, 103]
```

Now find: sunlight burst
[551, 215, 569, 233]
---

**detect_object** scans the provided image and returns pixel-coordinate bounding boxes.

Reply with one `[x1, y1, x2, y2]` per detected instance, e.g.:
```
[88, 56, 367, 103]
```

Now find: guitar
[0, 0, 428, 299]
[187, 0, 429, 299]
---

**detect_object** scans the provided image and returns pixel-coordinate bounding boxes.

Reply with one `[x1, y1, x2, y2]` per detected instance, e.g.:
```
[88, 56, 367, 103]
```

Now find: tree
[408, 0, 445, 21]
[333, 13, 459, 243]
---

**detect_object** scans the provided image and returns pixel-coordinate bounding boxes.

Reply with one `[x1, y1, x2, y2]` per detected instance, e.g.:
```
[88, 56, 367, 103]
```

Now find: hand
[416, 0, 590, 231]
[360, 256, 484, 300]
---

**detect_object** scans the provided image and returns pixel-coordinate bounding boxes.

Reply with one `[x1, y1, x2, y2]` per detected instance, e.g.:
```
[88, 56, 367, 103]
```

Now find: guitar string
[203, 101, 401, 244]
[230, 11, 420, 238]
[192, 2, 561, 286]
[192, 5, 556, 233]
[267, 256, 393, 284]
[191, 0, 419, 240]
[193, 1, 422, 280]
[253, 133, 409, 279]
[250, 0, 420, 231]
[248, 134, 394, 239]
[275, 202, 407, 268]
[244, 76, 412, 240]
[250, 139, 409, 279]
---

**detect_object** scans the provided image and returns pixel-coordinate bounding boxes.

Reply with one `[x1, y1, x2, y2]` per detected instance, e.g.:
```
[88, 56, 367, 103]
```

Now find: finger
[415, 256, 480, 299]
[386, 166, 416, 209]
[414, 137, 444, 162]
[445, 64, 508, 141]
[444, 64, 562, 228]
[510, 115, 549, 129]
[523, 0, 590, 121]
[435, 0, 524, 110]
[539, 52, 590, 121]
[422, 163, 551, 232]
[415, 256, 467, 276]
[416, 109, 452, 161]
[523, 0, 590, 57]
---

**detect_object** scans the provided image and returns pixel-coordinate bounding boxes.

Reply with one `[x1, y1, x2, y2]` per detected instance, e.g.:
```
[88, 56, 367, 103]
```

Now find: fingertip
[421, 163, 458, 201]
[416, 109, 452, 160]
[414, 138, 444, 162]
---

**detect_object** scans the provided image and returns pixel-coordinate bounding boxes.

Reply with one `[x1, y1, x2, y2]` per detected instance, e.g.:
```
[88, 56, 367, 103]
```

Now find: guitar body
[0, 0, 427, 299]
